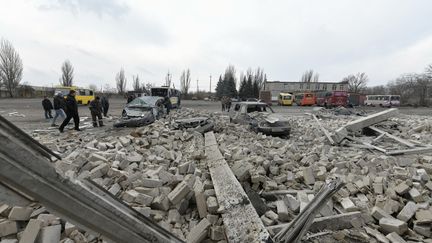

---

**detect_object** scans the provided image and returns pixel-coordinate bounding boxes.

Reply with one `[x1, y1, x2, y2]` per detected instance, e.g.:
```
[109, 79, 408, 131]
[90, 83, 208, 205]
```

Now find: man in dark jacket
[59, 90, 80, 132]
[89, 96, 104, 127]
[42, 96, 53, 119]
[51, 92, 66, 127]
[164, 96, 171, 115]
[101, 96, 109, 117]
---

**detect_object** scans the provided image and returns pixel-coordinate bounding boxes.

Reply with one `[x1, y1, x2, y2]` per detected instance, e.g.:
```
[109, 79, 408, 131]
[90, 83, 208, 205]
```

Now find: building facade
[263, 81, 349, 100]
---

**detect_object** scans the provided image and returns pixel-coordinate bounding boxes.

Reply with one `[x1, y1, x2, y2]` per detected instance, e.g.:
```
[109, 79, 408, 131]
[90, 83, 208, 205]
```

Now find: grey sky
[1, 0, 432, 91]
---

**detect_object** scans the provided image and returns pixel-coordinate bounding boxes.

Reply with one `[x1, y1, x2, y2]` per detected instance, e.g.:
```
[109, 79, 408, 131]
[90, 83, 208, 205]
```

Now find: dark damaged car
[231, 102, 291, 137]
[114, 96, 166, 128]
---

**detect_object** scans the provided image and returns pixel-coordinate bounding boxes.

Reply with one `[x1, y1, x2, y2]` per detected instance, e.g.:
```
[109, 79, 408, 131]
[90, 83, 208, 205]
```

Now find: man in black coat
[42, 96, 53, 119]
[101, 96, 109, 117]
[89, 96, 104, 127]
[59, 90, 80, 132]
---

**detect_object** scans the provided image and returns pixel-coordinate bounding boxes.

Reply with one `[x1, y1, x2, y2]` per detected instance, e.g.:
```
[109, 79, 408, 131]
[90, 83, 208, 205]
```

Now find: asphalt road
[0, 98, 430, 131]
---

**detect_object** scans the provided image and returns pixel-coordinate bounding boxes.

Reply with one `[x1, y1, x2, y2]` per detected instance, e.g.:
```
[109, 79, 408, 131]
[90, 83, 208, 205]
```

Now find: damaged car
[114, 96, 166, 128]
[231, 102, 291, 137]
[173, 117, 214, 134]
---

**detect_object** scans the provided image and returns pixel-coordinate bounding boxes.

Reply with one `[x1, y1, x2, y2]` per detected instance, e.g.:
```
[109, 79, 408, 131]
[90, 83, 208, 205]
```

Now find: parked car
[231, 102, 291, 137]
[114, 96, 166, 127]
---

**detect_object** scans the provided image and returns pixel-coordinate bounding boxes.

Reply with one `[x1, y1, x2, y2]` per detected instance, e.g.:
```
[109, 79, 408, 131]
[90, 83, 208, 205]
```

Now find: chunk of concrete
[385, 232, 407, 243]
[365, 226, 389, 243]
[194, 188, 207, 218]
[206, 196, 218, 214]
[8, 207, 33, 221]
[0, 220, 18, 237]
[371, 206, 393, 221]
[396, 201, 417, 222]
[168, 182, 191, 205]
[394, 182, 410, 195]
[36, 225, 61, 243]
[340, 198, 357, 212]
[276, 200, 290, 222]
[186, 218, 211, 243]
[408, 188, 423, 203]
[210, 226, 225, 241]
[413, 223, 431, 237]
[284, 195, 300, 213]
[379, 217, 408, 235]
[302, 167, 315, 185]
[19, 219, 43, 243]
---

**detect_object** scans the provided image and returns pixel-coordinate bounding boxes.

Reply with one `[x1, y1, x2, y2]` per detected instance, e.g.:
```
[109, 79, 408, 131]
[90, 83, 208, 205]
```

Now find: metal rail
[0, 115, 183, 243]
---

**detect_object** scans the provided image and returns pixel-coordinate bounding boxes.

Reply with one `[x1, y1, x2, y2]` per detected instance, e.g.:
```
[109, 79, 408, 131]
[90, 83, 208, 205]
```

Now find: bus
[316, 91, 348, 107]
[278, 93, 294, 106]
[54, 86, 95, 105]
[294, 92, 315, 106]
[365, 95, 400, 107]
[150, 86, 181, 108]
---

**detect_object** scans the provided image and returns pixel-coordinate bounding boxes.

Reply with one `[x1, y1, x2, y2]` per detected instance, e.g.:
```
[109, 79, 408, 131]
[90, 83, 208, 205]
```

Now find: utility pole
[196, 79, 199, 93]
[209, 75, 212, 93]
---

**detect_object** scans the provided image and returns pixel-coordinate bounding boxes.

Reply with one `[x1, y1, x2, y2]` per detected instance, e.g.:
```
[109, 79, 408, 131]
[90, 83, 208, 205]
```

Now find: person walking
[101, 95, 109, 117]
[51, 92, 66, 127]
[89, 96, 104, 127]
[42, 96, 53, 119]
[59, 90, 80, 132]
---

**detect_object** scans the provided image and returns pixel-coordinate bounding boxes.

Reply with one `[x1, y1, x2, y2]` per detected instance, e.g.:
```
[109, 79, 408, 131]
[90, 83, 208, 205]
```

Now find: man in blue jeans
[51, 92, 66, 127]
[59, 90, 80, 132]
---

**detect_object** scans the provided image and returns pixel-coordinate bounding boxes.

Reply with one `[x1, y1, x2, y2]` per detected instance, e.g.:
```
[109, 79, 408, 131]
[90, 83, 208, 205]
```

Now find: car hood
[249, 112, 289, 123]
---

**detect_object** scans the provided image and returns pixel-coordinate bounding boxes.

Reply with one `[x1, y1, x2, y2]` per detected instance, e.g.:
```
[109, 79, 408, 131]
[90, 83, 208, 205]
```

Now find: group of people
[221, 96, 232, 112]
[42, 90, 110, 132]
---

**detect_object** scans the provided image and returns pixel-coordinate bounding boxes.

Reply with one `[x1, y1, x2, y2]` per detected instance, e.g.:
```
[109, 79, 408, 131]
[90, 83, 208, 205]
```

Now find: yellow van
[55, 86, 95, 105]
[278, 93, 294, 106]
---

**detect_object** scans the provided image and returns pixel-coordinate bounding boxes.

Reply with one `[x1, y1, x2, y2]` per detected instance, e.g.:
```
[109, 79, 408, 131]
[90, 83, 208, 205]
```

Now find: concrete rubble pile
[0, 109, 231, 243]
[1, 108, 432, 242]
[213, 111, 432, 242]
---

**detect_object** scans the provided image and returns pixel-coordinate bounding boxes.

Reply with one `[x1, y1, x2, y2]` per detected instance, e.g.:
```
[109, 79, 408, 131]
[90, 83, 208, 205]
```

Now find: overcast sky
[1, 0, 432, 91]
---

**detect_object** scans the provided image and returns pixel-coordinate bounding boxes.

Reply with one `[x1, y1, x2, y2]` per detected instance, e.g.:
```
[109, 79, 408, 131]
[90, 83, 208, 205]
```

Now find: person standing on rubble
[101, 95, 109, 117]
[42, 96, 53, 119]
[51, 92, 66, 127]
[89, 96, 104, 127]
[221, 96, 227, 111]
[59, 90, 80, 132]
[164, 95, 171, 115]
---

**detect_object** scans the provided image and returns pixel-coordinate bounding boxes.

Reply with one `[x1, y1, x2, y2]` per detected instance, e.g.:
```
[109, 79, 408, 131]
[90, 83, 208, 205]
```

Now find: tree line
[365, 64, 432, 106]
[215, 65, 267, 99]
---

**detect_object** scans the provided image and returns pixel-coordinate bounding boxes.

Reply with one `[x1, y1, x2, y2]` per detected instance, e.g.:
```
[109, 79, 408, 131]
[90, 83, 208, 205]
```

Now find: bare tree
[343, 72, 368, 93]
[300, 70, 319, 83]
[180, 69, 191, 95]
[145, 83, 153, 93]
[132, 74, 140, 91]
[0, 39, 23, 97]
[103, 84, 116, 94]
[425, 64, 432, 79]
[60, 60, 74, 86]
[116, 68, 127, 94]
[165, 71, 172, 87]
